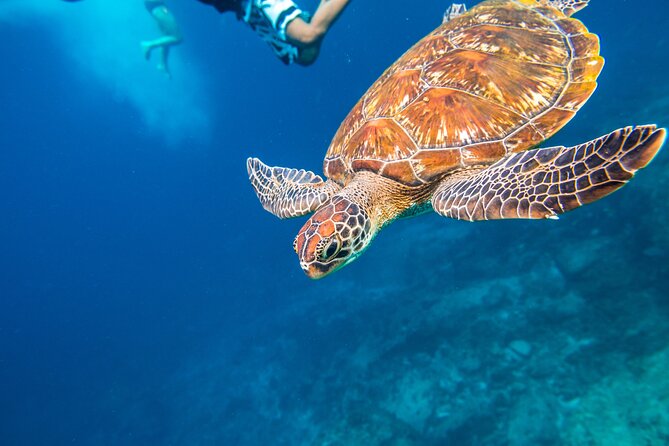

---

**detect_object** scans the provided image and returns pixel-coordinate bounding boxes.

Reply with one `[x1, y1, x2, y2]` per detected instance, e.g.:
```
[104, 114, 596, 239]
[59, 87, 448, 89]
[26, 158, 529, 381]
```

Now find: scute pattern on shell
[324, 0, 603, 186]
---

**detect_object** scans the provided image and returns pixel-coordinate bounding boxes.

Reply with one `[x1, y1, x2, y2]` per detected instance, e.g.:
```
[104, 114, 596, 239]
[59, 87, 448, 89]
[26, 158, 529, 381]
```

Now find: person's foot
[157, 63, 171, 80]
[141, 41, 152, 60]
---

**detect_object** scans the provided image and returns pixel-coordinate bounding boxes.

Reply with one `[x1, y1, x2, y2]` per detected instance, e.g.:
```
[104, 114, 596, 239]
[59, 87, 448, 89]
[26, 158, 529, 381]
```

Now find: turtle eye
[319, 236, 341, 261]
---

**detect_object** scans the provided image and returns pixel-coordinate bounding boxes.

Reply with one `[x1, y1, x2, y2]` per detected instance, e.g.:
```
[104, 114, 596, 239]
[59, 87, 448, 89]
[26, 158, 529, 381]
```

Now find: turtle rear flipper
[247, 158, 341, 219]
[432, 125, 666, 221]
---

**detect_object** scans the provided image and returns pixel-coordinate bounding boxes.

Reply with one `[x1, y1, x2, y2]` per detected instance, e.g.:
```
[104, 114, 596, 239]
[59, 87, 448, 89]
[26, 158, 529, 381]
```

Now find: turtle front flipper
[543, 0, 590, 17]
[247, 158, 341, 219]
[443, 3, 467, 23]
[432, 125, 666, 221]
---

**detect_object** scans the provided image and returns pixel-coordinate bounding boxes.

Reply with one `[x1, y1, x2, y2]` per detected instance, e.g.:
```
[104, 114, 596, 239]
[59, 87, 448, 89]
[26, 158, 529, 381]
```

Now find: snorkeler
[197, 0, 350, 66]
[141, 0, 183, 78]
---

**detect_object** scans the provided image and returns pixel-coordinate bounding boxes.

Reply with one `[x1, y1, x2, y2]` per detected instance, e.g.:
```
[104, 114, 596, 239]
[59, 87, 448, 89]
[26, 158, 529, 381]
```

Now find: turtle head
[294, 196, 373, 279]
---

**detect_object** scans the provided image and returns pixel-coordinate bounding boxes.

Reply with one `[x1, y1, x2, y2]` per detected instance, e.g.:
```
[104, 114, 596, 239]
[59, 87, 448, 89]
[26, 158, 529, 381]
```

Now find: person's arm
[286, 0, 350, 46]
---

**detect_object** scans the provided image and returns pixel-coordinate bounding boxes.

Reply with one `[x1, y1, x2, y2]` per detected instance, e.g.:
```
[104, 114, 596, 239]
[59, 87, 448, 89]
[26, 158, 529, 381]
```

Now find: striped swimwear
[241, 0, 310, 64]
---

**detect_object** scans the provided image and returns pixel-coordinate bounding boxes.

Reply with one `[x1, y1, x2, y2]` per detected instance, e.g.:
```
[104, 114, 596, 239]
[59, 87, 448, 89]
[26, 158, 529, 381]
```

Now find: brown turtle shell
[324, 0, 603, 186]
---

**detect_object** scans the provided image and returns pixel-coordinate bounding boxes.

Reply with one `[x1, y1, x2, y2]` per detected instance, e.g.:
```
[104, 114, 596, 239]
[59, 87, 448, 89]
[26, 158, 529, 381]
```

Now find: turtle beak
[301, 261, 329, 280]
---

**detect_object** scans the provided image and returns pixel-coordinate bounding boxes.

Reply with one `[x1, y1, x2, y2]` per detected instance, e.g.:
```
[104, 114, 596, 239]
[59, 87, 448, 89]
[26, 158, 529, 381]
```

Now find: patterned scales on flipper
[431, 126, 666, 220]
[324, 0, 603, 187]
[443, 3, 468, 23]
[247, 158, 341, 219]
[546, 0, 589, 16]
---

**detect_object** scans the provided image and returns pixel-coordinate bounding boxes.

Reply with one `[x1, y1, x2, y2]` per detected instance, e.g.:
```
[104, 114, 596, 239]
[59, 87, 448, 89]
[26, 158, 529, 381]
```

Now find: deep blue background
[0, 0, 667, 444]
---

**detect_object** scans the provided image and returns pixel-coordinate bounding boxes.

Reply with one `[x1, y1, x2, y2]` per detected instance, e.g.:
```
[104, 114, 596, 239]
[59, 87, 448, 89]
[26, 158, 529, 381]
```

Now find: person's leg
[142, 2, 182, 73]
[284, 0, 349, 65]
[285, 0, 349, 46]
[141, 35, 181, 60]
[156, 46, 171, 78]
[141, 41, 154, 60]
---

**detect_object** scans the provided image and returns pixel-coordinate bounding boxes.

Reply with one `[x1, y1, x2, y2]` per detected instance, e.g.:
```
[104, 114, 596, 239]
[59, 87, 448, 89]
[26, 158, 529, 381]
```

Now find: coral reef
[105, 208, 668, 445]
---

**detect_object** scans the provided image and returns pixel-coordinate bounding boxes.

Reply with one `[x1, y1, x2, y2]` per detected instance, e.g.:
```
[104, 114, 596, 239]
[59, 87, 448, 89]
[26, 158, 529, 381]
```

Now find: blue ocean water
[0, 0, 668, 444]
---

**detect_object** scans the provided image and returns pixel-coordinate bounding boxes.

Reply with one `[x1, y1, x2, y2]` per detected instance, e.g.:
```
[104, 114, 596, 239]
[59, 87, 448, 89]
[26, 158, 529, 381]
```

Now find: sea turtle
[247, 0, 666, 279]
